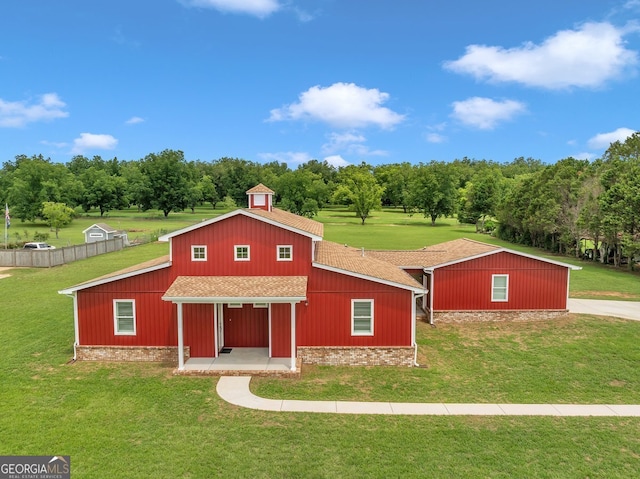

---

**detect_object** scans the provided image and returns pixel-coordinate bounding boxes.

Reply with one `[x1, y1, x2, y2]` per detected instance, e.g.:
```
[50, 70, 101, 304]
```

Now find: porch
[174, 347, 302, 378]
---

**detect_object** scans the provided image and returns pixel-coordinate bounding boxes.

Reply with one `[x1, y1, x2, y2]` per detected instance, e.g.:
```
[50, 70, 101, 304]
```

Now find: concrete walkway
[216, 376, 640, 416]
[568, 298, 640, 321]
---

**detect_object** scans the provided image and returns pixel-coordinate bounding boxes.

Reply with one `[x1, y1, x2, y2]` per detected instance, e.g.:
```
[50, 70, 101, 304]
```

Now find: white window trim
[492, 274, 509, 302]
[351, 299, 374, 336]
[89, 232, 104, 238]
[253, 303, 268, 308]
[114, 299, 136, 336]
[227, 303, 242, 308]
[277, 245, 293, 262]
[191, 245, 207, 262]
[234, 245, 250, 261]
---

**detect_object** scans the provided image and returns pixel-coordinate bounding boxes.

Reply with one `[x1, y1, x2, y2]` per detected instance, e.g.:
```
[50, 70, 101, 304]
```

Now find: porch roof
[162, 275, 308, 303]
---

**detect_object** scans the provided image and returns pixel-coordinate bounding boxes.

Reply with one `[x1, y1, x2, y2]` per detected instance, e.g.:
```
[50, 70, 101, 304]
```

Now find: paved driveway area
[568, 299, 640, 321]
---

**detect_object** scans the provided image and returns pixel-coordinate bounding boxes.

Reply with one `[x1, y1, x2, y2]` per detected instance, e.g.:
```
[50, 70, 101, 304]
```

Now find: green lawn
[1, 211, 640, 477]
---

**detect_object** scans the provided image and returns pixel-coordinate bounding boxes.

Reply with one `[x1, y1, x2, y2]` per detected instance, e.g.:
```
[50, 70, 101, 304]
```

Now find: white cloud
[180, 0, 281, 18]
[0, 93, 68, 127]
[444, 22, 638, 89]
[425, 132, 447, 143]
[321, 132, 387, 157]
[258, 151, 312, 165]
[40, 140, 68, 149]
[125, 116, 145, 125]
[268, 82, 405, 129]
[574, 152, 596, 161]
[71, 133, 118, 154]
[323, 155, 350, 168]
[587, 127, 636, 149]
[451, 97, 526, 130]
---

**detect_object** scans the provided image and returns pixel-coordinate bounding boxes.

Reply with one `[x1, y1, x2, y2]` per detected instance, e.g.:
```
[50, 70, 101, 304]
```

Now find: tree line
[1, 132, 638, 268]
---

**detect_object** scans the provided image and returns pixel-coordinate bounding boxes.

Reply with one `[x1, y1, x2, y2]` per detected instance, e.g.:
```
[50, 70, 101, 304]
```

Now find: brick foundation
[76, 345, 190, 364]
[432, 310, 569, 323]
[297, 346, 415, 367]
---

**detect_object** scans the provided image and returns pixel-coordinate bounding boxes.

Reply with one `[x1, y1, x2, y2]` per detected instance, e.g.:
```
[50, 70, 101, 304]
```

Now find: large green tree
[276, 169, 329, 218]
[333, 165, 384, 225]
[407, 162, 458, 226]
[80, 167, 128, 216]
[139, 150, 191, 217]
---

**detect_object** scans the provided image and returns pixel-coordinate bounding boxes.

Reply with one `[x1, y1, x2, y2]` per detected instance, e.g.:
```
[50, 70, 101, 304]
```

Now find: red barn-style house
[59, 184, 580, 374]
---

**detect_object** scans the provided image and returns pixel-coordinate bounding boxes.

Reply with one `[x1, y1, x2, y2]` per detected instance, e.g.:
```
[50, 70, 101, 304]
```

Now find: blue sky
[1, 0, 639, 167]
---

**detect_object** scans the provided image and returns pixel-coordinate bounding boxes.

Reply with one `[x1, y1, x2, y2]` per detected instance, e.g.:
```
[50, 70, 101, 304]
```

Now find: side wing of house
[432, 251, 571, 313]
[295, 267, 417, 367]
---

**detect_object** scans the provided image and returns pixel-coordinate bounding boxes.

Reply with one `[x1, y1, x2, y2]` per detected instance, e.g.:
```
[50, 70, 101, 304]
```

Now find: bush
[33, 231, 50, 241]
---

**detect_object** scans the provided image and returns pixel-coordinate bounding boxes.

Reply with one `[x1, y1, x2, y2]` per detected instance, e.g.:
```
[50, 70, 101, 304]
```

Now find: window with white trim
[351, 299, 374, 336]
[253, 303, 268, 308]
[277, 245, 292, 261]
[89, 232, 104, 238]
[492, 275, 509, 302]
[191, 245, 207, 261]
[227, 303, 242, 308]
[253, 194, 266, 206]
[114, 300, 136, 335]
[234, 245, 250, 261]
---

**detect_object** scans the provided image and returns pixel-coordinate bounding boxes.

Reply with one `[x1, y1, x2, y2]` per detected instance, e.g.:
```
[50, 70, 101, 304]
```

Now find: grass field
[1, 207, 639, 477]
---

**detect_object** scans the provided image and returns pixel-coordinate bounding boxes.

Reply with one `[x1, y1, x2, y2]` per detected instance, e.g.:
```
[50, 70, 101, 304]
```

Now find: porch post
[213, 302, 218, 358]
[177, 302, 184, 370]
[290, 301, 296, 371]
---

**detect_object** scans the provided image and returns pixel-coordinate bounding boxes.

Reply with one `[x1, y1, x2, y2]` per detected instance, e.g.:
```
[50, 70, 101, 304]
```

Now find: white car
[23, 242, 56, 250]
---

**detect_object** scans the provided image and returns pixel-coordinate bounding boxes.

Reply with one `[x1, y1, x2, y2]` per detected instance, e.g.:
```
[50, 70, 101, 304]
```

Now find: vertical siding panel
[183, 304, 214, 357]
[270, 304, 292, 358]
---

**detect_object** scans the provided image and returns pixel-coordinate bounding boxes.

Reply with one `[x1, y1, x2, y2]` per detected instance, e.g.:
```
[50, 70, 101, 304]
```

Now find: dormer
[246, 183, 274, 212]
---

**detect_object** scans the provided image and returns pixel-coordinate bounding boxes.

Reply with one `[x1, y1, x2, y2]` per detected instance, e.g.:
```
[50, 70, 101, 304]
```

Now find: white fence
[0, 238, 125, 268]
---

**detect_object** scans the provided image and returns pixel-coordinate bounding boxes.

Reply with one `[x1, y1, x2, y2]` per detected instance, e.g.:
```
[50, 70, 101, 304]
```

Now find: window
[234, 245, 250, 261]
[191, 245, 207, 261]
[253, 194, 266, 206]
[277, 245, 292, 261]
[253, 303, 268, 308]
[351, 299, 374, 336]
[89, 232, 104, 238]
[227, 303, 242, 308]
[114, 300, 136, 335]
[492, 275, 509, 302]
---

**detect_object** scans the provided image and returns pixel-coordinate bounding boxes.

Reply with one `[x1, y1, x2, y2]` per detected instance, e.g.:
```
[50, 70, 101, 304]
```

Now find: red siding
[270, 303, 293, 357]
[78, 292, 176, 346]
[170, 215, 313, 277]
[297, 268, 413, 347]
[183, 304, 215, 357]
[77, 268, 177, 347]
[434, 252, 569, 311]
[223, 304, 268, 347]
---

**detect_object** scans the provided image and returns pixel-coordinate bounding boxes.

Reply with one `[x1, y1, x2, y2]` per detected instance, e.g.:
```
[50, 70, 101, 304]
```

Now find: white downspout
[412, 293, 425, 367]
[429, 270, 435, 325]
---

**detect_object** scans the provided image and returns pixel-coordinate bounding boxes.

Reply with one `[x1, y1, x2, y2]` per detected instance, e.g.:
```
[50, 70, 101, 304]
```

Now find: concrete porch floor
[178, 348, 296, 376]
